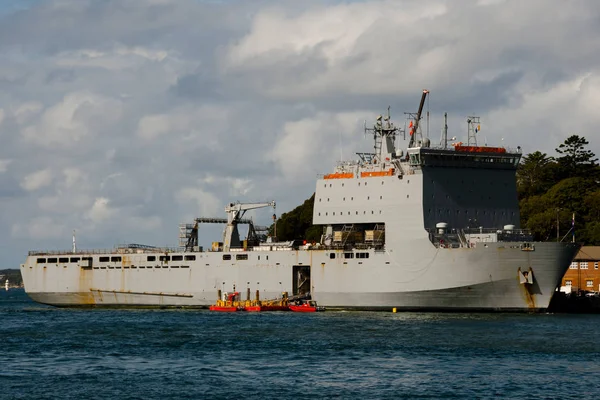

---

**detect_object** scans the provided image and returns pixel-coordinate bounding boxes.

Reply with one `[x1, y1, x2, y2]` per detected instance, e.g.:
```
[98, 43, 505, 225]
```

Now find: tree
[271, 194, 316, 241]
[516, 151, 557, 198]
[555, 135, 598, 179]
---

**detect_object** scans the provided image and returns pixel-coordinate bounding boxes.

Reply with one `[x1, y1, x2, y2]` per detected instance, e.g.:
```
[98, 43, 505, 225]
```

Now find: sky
[1, 0, 600, 268]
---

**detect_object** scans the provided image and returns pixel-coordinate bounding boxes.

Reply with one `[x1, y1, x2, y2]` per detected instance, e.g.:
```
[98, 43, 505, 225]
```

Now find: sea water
[1, 289, 599, 399]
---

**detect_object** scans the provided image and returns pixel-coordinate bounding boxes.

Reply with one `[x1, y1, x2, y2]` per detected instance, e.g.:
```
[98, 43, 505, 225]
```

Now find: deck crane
[408, 89, 429, 148]
[223, 201, 276, 251]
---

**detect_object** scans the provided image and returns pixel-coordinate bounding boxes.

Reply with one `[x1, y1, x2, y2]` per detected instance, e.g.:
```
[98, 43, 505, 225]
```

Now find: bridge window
[99, 256, 109, 262]
[159, 255, 170, 262]
[344, 253, 354, 259]
[172, 255, 183, 261]
[147, 256, 156, 262]
[70, 257, 80, 262]
[223, 254, 231, 261]
[111, 256, 122, 262]
[59, 257, 69, 263]
[185, 255, 196, 261]
[36, 258, 46, 264]
[48, 258, 57, 263]
[236, 254, 248, 261]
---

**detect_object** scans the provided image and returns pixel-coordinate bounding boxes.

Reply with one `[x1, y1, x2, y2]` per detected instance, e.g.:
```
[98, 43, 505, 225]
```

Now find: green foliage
[516, 151, 556, 198]
[555, 135, 598, 179]
[271, 194, 318, 242]
[519, 135, 600, 243]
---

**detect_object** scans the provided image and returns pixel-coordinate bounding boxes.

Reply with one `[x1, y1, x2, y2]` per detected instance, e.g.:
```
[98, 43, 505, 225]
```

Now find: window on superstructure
[111, 256, 122, 262]
[159, 255, 170, 262]
[59, 257, 68, 263]
[223, 254, 231, 261]
[570, 262, 578, 269]
[100, 256, 110, 262]
[70, 257, 80, 263]
[587, 280, 594, 288]
[172, 255, 183, 261]
[330, 253, 335, 259]
[147, 256, 156, 262]
[344, 253, 354, 259]
[185, 255, 196, 261]
[36, 258, 46, 264]
[580, 262, 588, 270]
[48, 258, 57, 263]
[236, 254, 248, 261]
[595, 262, 598, 270]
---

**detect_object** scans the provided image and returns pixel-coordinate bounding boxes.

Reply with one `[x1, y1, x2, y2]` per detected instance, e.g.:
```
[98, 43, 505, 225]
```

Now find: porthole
[407, 195, 409, 198]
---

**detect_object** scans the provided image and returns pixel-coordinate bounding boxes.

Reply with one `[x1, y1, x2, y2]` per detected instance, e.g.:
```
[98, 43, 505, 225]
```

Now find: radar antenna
[361, 106, 400, 164]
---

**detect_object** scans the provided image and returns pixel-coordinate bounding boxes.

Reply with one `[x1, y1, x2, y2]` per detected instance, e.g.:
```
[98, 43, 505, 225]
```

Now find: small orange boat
[209, 305, 240, 312]
[244, 305, 289, 312]
[289, 300, 323, 313]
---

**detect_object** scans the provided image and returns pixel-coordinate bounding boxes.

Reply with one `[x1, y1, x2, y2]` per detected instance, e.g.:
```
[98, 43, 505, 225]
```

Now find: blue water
[1, 289, 599, 399]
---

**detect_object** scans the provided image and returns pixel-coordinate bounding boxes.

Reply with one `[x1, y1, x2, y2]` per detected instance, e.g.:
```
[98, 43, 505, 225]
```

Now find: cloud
[0, 159, 11, 173]
[0, 0, 600, 268]
[20, 169, 53, 191]
[20, 92, 124, 148]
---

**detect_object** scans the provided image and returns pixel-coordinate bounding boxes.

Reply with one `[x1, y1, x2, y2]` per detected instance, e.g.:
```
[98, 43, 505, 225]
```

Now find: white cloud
[86, 197, 117, 223]
[269, 111, 368, 180]
[21, 169, 53, 191]
[12, 102, 43, 124]
[0, 159, 11, 173]
[20, 92, 124, 148]
[176, 187, 221, 218]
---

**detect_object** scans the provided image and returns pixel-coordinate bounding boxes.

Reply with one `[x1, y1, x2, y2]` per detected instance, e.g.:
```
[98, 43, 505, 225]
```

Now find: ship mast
[467, 116, 480, 146]
[363, 106, 399, 164]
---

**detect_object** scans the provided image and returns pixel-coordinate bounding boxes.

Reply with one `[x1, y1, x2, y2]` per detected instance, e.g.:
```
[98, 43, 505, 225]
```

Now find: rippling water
[1, 289, 600, 399]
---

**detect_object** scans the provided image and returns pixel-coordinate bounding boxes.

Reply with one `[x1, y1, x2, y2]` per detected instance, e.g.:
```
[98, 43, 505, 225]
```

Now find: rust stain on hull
[518, 267, 536, 310]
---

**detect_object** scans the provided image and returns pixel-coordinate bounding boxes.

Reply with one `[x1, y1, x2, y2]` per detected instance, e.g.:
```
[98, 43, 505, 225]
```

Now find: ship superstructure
[21, 91, 580, 311]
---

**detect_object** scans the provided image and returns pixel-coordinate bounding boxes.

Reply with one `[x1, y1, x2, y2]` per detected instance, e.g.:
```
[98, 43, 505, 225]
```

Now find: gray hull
[21, 241, 579, 311]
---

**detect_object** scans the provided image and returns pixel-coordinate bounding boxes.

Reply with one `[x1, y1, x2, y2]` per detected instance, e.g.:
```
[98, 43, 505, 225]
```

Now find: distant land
[0, 269, 23, 287]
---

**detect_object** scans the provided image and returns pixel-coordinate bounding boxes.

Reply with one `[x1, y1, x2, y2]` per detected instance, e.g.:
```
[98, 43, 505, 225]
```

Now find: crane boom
[409, 89, 429, 148]
[223, 201, 276, 251]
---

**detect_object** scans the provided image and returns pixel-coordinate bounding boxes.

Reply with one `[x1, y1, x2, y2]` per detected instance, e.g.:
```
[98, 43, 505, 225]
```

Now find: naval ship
[21, 91, 580, 311]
